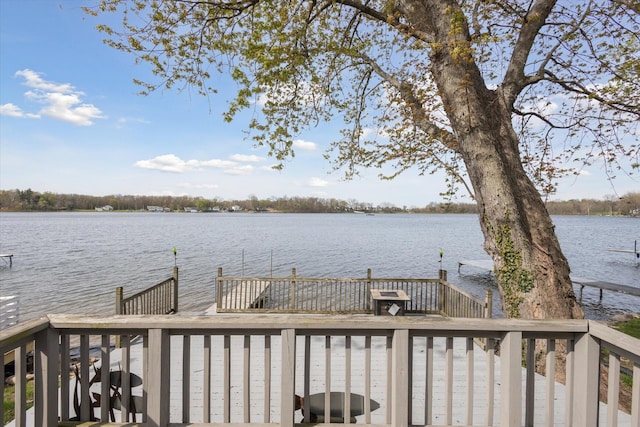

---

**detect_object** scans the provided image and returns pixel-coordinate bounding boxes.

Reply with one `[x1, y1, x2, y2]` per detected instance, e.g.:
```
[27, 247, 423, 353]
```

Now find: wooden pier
[458, 259, 640, 299]
[211, 279, 270, 313]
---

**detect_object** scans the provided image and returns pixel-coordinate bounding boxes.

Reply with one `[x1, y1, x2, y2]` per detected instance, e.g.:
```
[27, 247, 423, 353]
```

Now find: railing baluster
[632, 363, 640, 427]
[607, 351, 620, 426]
[60, 335, 70, 420]
[79, 334, 90, 420]
[564, 338, 574, 427]
[0, 349, 4, 423]
[425, 336, 434, 426]
[204, 335, 211, 422]
[345, 335, 352, 423]
[365, 335, 372, 424]
[546, 339, 556, 427]
[244, 335, 251, 423]
[281, 329, 296, 427]
[304, 335, 311, 421]
[325, 335, 332, 422]
[466, 337, 474, 425]
[525, 338, 535, 426]
[392, 329, 409, 427]
[408, 335, 413, 424]
[100, 334, 110, 421]
[15, 345, 26, 427]
[264, 335, 271, 423]
[445, 337, 453, 425]
[182, 335, 191, 422]
[485, 337, 495, 426]
[121, 334, 131, 422]
[224, 335, 231, 423]
[500, 331, 523, 426]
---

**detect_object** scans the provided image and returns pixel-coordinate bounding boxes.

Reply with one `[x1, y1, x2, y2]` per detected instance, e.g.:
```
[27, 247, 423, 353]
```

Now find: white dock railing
[0, 315, 638, 426]
[216, 269, 492, 318]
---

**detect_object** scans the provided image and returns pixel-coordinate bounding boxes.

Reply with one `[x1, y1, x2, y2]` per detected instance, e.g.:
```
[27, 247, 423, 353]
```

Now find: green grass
[610, 317, 639, 395]
[612, 317, 640, 339]
[3, 381, 35, 424]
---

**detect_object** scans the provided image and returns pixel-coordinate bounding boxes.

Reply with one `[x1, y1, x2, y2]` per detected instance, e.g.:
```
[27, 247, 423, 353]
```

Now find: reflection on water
[0, 212, 637, 322]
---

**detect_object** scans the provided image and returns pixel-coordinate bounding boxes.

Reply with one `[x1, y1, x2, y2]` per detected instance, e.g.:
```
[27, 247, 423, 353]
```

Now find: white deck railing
[0, 314, 638, 427]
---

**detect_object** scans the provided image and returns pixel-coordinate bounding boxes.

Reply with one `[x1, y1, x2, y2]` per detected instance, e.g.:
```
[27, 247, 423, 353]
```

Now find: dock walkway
[209, 280, 270, 313]
[458, 259, 640, 298]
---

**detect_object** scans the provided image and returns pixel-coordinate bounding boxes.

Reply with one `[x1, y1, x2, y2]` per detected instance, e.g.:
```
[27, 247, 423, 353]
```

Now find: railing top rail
[440, 280, 486, 302]
[0, 316, 49, 348]
[218, 275, 441, 283]
[46, 313, 589, 334]
[589, 319, 640, 361]
[122, 276, 174, 302]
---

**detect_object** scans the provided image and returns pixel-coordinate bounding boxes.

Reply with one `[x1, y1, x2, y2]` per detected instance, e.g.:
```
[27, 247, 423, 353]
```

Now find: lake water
[0, 212, 638, 322]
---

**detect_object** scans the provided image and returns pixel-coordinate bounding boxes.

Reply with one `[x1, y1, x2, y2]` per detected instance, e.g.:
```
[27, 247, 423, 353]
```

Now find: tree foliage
[84, 0, 640, 319]
[85, 0, 639, 198]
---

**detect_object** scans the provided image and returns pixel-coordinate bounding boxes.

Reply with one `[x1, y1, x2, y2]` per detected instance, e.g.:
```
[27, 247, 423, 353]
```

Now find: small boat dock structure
[606, 239, 640, 264]
[458, 259, 640, 299]
[0, 253, 13, 267]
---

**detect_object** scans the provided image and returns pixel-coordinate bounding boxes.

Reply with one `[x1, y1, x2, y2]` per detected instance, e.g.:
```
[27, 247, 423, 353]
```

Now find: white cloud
[229, 154, 264, 162]
[7, 69, 105, 126]
[177, 183, 220, 190]
[134, 154, 237, 173]
[116, 117, 151, 128]
[225, 165, 254, 175]
[308, 177, 330, 188]
[0, 103, 39, 118]
[293, 139, 318, 151]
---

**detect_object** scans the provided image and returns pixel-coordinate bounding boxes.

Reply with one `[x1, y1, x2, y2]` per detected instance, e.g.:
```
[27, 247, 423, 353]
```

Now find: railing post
[34, 327, 59, 427]
[115, 286, 123, 347]
[500, 331, 522, 426]
[217, 268, 223, 311]
[572, 331, 600, 427]
[281, 328, 296, 427]
[290, 268, 297, 310]
[366, 268, 372, 311]
[173, 266, 179, 313]
[392, 329, 409, 427]
[485, 289, 493, 318]
[147, 328, 170, 427]
[116, 286, 123, 315]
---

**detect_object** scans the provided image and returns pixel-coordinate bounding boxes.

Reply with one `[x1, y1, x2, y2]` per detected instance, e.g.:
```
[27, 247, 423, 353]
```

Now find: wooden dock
[458, 259, 640, 299]
[208, 280, 270, 313]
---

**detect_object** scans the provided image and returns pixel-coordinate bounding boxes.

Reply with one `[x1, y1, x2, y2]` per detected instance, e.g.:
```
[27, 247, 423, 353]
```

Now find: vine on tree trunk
[486, 212, 535, 318]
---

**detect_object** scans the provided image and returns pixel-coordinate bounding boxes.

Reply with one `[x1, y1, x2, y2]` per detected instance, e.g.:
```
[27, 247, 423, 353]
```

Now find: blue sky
[1, 1, 637, 207]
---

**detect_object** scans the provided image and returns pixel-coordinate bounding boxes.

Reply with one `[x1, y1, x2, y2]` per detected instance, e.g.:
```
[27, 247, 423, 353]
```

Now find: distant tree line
[0, 188, 639, 216]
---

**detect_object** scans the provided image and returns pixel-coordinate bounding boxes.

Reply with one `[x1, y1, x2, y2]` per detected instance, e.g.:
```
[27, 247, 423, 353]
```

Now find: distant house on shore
[184, 207, 199, 213]
[147, 205, 165, 212]
[95, 205, 114, 211]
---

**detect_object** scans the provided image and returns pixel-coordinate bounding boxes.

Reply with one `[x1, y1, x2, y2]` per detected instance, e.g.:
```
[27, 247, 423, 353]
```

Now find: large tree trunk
[458, 93, 584, 319]
[410, 0, 584, 319]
